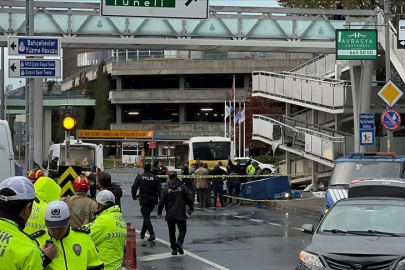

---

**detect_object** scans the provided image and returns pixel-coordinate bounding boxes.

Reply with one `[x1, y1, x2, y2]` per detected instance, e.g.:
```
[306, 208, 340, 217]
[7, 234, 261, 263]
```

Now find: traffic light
[62, 116, 77, 131]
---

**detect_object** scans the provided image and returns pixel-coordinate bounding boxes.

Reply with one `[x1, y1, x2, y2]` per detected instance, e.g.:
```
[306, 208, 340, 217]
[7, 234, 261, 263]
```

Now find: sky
[3, 0, 280, 90]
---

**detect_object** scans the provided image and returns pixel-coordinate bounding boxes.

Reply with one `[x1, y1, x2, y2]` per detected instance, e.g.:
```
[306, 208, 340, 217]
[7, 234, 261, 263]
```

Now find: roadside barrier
[216, 194, 221, 208]
[123, 223, 137, 270]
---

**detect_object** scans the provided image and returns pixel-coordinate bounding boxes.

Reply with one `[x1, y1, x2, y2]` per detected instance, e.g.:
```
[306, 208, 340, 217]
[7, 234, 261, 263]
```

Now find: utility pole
[384, 0, 393, 152]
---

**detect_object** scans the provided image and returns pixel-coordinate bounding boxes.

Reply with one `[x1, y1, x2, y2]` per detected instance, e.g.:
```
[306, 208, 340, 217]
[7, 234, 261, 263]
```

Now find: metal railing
[289, 54, 349, 77]
[252, 71, 349, 109]
[112, 88, 242, 91]
[7, 92, 88, 100]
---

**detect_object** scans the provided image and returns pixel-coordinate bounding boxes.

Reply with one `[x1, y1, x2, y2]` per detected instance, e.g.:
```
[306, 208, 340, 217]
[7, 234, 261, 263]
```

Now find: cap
[44, 201, 70, 228]
[169, 171, 177, 180]
[53, 157, 59, 160]
[96, 190, 115, 206]
[144, 163, 152, 170]
[0, 177, 39, 203]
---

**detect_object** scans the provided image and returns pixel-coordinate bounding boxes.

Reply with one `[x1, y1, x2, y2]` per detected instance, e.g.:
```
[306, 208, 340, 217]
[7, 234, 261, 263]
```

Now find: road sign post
[100, 0, 209, 19]
[335, 29, 378, 60]
[8, 59, 61, 78]
[359, 113, 375, 146]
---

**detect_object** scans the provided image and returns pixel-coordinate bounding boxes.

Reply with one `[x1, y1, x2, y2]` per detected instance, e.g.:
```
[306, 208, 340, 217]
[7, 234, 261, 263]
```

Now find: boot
[140, 229, 146, 240]
[171, 244, 178, 256]
[148, 232, 156, 241]
[176, 241, 184, 255]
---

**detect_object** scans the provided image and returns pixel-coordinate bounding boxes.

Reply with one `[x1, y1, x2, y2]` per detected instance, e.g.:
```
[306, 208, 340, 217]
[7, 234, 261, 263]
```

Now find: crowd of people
[0, 156, 264, 269]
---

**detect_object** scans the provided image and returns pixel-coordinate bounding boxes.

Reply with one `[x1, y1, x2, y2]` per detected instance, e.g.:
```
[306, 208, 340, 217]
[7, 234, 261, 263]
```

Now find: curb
[265, 200, 321, 218]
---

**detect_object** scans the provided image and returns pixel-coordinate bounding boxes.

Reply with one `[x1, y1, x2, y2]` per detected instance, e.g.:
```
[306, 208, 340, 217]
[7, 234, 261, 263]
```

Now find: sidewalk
[266, 197, 323, 217]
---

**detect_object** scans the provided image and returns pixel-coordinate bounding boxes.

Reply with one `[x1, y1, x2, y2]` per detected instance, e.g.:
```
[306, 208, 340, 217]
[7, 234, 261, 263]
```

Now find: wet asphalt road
[109, 168, 316, 270]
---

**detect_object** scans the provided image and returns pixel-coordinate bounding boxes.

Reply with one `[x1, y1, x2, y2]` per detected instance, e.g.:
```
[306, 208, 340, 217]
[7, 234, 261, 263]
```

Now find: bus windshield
[330, 162, 403, 185]
[192, 142, 230, 161]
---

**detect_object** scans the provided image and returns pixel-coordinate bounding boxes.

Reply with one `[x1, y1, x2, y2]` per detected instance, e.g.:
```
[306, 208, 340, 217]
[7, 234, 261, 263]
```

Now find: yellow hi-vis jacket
[0, 218, 44, 270]
[31, 227, 104, 270]
[85, 205, 126, 270]
[246, 164, 256, 176]
[24, 177, 62, 235]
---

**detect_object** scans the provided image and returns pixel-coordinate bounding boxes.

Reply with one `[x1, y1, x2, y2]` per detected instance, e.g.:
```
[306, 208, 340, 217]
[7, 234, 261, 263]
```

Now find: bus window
[174, 145, 188, 169]
[192, 142, 230, 161]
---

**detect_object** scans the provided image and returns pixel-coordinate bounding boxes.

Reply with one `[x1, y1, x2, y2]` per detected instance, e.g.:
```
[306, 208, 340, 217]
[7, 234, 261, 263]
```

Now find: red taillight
[350, 179, 365, 184]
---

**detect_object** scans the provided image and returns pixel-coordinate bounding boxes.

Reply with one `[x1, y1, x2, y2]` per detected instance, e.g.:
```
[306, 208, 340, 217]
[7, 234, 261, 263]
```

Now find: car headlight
[324, 207, 329, 214]
[300, 251, 323, 267]
[396, 259, 405, 270]
[285, 193, 290, 199]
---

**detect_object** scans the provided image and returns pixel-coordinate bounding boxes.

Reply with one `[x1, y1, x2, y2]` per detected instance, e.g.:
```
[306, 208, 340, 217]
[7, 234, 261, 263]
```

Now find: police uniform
[85, 191, 126, 270]
[31, 227, 104, 270]
[0, 176, 48, 270]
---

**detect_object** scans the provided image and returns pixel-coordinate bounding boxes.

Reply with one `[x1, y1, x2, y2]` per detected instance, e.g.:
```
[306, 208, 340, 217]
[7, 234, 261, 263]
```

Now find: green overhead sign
[335, 29, 378, 60]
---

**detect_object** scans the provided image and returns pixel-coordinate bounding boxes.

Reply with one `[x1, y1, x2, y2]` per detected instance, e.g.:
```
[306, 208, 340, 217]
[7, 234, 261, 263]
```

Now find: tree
[277, 0, 404, 15]
[90, 61, 112, 130]
[235, 88, 284, 150]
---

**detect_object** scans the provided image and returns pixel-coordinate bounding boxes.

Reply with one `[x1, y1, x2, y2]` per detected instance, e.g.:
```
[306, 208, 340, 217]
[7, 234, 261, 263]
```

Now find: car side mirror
[302, 224, 314, 234]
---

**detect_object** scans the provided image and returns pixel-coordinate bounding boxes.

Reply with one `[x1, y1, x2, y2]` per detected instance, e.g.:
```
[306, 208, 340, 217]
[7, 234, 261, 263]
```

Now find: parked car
[235, 157, 277, 175]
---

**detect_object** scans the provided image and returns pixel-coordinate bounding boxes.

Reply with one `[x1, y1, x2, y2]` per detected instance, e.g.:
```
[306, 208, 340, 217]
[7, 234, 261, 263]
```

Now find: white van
[0, 120, 15, 180]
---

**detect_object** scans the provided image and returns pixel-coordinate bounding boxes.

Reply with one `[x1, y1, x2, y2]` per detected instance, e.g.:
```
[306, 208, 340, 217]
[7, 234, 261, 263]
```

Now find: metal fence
[8, 91, 88, 100]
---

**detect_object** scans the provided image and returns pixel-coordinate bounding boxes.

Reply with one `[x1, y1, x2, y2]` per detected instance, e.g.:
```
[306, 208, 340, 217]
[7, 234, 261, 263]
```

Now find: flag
[231, 107, 235, 113]
[231, 82, 235, 99]
[234, 110, 240, 123]
[225, 105, 231, 118]
[239, 109, 245, 123]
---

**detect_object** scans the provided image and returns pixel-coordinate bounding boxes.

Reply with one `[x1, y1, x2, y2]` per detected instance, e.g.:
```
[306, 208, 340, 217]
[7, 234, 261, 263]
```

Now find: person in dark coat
[49, 157, 59, 171]
[209, 163, 228, 208]
[132, 163, 162, 241]
[334, 0, 344, 20]
[157, 171, 194, 256]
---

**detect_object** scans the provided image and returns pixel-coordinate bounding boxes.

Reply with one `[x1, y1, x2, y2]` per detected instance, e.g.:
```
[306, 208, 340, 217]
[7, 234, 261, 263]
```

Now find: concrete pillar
[285, 103, 291, 178]
[335, 63, 342, 79]
[116, 105, 122, 125]
[311, 109, 318, 190]
[116, 76, 122, 91]
[359, 60, 374, 153]
[43, 110, 52, 162]
[349, 61, 362, 152]
[244, 74, 250, 89]
[33, 80, 43, 166]
[179, 104, 186, 124]
[179, 75, 186, 90]
[335, 114, 342, 130]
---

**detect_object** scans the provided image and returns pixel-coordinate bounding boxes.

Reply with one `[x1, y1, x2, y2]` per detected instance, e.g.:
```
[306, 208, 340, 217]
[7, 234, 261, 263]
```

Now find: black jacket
[49, 160, 58, 170]
[209, 167, 228, 185]
[157, 178, 194, 221]
[228, 159, 251, 182]
[132, 172, 162, 202]
[153, 166, 168, 183]
[105, 183, 123, 209]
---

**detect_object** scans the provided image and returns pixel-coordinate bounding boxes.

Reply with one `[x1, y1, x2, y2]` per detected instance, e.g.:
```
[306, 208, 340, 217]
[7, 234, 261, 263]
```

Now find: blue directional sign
[8, 59, 61, 78]
[381, 109, 402, 130]
[8, 36, 61, 56]
[359, 113, 375, 129]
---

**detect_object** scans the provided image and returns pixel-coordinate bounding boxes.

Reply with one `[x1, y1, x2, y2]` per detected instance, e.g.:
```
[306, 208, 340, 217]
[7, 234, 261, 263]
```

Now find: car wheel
[262, 169, 272, 175]
[90, 186, 97, 197]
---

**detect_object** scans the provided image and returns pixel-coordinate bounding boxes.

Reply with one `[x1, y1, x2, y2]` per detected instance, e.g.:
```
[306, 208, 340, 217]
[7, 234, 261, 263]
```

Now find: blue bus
[322, 152, 405, 216]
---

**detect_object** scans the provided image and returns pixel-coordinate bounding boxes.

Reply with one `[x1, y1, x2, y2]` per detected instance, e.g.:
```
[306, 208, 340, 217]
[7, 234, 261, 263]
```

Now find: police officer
[153, 160, 169, 188]
[131, 163, 162, 241]
[49, 157, 59, 171]
[0, 176, 57, 269]
[31, 201, 104, 270]
[157, 171, 194, 255]
[61, 175, 97, 227]
[84, 190, 126, 270]
[24, 177, 62, 234]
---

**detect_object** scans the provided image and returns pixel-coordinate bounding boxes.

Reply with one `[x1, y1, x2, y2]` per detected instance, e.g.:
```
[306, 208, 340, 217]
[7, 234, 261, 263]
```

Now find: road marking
[292, 227, 304, 231]
[234, 216, 247, 219]
[138, 253, 174, 262]
[249, 219, 264, 223]
[205, 209, 215, 212]
[268, 223, 282, 226]
[221, 213, 229, 216]
[137, 230, 230, 270]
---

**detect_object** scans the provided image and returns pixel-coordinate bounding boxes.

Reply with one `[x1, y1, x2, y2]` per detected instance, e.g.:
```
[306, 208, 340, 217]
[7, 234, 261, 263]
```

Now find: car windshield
[320, 203, 405, 235]
[192, 142, 230, 160]
[330, 162, 403, 185]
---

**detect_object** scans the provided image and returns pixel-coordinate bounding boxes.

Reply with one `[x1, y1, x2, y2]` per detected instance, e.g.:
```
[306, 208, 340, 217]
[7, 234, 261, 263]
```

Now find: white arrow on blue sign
[8, 59, 61, 78]
[8, 36, 61, 57]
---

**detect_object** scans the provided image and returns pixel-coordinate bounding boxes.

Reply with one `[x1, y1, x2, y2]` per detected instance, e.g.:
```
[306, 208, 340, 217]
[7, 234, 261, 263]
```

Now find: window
[192, 142, 230, 160]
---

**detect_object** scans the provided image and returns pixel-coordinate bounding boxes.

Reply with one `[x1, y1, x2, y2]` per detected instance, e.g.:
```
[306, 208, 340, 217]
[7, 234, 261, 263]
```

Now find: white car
[235, 157, 277, 175]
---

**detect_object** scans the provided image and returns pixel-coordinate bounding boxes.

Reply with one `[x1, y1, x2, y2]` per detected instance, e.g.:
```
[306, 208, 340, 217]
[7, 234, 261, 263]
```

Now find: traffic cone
[124, 224, 138, 270]
[134, 161, 137, 168]
[216, 194, 221, 208]
[113, 161, 116, 170]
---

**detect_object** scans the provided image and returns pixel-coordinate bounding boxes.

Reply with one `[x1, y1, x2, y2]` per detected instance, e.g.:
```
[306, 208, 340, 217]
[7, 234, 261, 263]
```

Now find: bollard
[125, 162, 127, 169]
[113, 161, 116, 170]
[123, 224, 137, 270]
[216, 194, 221, 208]
[134, 161, 137, 168]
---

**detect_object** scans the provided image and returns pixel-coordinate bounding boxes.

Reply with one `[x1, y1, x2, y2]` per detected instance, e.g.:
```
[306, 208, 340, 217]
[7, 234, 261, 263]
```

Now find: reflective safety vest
[24, 177, 62, 235]
[246, 165, 255, 176]
[0, 218, 44, 270]
[31, 227, 104, 270]
[86, 205, 126, 270]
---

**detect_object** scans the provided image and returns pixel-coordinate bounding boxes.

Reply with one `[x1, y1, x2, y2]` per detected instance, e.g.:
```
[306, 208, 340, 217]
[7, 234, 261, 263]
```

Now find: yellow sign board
[78, 130, 154, 139]
[58, 166, 80, 197]
[377, 80, 403, 107]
